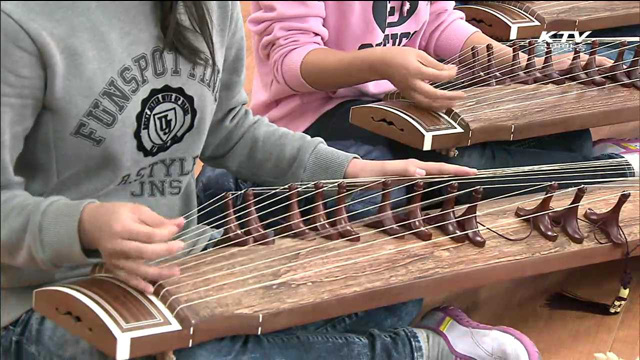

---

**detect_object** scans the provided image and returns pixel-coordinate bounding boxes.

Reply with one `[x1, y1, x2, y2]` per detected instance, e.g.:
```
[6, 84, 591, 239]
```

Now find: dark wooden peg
[277, 184, 311, 238]
[242, 190, 273, 245]
[557, 47, 588, 83]
[332, 182, 360, 242]
[222, 193, 253, 246]
[523, 40, 541, 77]
[456, 187, 486, 248]
[483, 43, 509, 85]
[548, 187, 587, 244]
[626, 44, 640, 89]
[600, 41, 632, 87]
[425, 183, 465, 243]
[515, 183, 559, 241]
[467, 45, 494, 87]
[502, 42, 533, 84]
[584, 191, 631, 244]
[366, 180, 405, 238]
[534, 41, 565, 85]
[396, 181, 432, 241]
[581, 40, 607, 86]
[308, 183, 340, 241]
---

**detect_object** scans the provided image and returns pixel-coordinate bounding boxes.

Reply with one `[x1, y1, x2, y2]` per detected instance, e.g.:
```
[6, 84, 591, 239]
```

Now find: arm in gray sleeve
[198, 2, 358, 186]
[1, 11, 96, 270]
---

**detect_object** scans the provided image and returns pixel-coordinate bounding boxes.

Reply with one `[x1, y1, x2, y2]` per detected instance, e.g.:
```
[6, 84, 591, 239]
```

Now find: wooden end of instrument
[349, 101, 466, 151]
[33, 277, 187, 360]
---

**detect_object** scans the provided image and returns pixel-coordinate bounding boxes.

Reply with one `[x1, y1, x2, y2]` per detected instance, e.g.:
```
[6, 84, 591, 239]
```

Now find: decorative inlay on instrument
[350, 40, 640, 151]
[33, 161, 639, 359]
[455, 1, 640, 41]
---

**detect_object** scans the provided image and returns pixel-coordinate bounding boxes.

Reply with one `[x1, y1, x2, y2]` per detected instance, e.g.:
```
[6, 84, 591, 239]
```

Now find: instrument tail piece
[548, 186, 587, 244]
[515, 183, 559, 241]
[584, 191, 631, 244]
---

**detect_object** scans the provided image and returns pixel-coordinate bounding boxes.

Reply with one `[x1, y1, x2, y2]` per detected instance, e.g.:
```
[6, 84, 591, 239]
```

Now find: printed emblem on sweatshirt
[134, 85, 197, 157]
[358, 1, 421, 50]
[70, 47, 219, 148]
[372, 1, 419, 33]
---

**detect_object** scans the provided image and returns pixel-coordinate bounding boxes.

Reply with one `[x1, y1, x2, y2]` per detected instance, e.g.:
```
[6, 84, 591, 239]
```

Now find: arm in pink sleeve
[419, 1, 479, 61]
[248, 1, 328, 94]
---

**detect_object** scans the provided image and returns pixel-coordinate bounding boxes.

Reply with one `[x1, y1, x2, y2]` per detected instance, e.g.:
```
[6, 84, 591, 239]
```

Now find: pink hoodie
[247, 1, 479, 132]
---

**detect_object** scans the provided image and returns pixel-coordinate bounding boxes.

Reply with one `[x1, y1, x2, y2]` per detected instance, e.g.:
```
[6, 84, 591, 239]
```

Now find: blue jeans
[196, 100, 632, 226]
[1, 299, 425, 360]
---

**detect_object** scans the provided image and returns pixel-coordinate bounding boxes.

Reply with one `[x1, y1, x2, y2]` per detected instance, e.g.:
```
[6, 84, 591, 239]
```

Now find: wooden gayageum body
[455, 1, 640, 41]
[33, 182, 640, 359]
[350, 39, 640, 151]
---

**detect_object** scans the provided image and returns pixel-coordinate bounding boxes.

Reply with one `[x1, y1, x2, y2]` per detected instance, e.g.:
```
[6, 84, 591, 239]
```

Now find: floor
[420, 259, 640, 360]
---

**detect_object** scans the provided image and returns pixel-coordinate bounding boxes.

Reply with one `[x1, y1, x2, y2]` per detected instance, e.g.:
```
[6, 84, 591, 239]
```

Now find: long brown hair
[159, 1, 215, 66]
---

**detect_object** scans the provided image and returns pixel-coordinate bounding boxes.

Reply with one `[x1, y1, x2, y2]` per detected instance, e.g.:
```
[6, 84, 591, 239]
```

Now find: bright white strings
[160, 160, 619, 258]
[169, 186, 638, 315]
[458, 58, 638, 107]
[248, 158, 633, 192]
[458, 73, 638, 117]
[456, 45, 637, 101]
[157, 164, 635, 288]
[175, 183, 306, 239]
[156, 174, 634, 298]
[159, 161, 633, 271]
[155, 160, 633, 268]
[159, 167, 634, 281]
[171, 158, 629, 244]
[536, 1, 595, 14]
[435, 39, 575, 91]
[442, 41, 633, 93]
[159, 179, 384, 260]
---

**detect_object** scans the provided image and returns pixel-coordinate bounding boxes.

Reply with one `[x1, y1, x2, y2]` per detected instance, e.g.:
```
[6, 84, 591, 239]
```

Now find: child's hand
[345, 158, 477, 178]
[373, 47, 466, 111]
[79, 202, 185, 294]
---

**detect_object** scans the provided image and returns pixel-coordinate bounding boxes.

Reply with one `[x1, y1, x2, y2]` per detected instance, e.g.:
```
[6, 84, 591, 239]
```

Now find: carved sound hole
[56, 307, 92, 332]
[468, 18, 493, 28]
[371, 116, 404, 132]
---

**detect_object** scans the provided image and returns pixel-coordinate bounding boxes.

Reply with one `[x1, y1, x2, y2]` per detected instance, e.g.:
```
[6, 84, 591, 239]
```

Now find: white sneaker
[416, 306, 540, 360]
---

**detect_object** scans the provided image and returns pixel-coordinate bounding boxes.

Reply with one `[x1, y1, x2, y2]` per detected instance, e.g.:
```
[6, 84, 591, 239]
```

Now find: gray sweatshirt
[0, 1, 356, 327]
